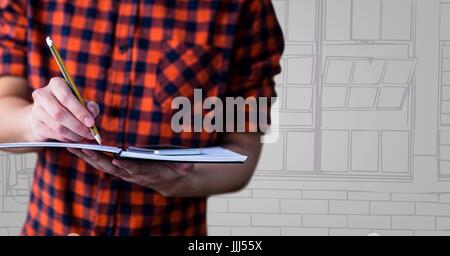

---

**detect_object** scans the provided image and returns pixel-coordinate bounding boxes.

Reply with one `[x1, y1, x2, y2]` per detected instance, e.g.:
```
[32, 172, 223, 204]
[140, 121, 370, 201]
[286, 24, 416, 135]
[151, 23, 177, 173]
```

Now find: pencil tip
[94, 135, 102, 145]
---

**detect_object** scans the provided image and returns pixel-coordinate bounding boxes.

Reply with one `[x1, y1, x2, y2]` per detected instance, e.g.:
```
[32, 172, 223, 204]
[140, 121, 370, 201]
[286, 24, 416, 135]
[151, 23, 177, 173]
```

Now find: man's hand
[67, 133, 262, 197]
[29, 77, 100, 142]
[67, 148, 194, 196]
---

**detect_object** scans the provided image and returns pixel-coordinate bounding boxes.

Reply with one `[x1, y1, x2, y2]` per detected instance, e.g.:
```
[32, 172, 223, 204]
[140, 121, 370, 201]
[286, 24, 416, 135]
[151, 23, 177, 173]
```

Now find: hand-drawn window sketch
[0, 152, 35, 234]
[208, 0, 450, 237]
[258, 0, 417, 179]
[439, 2, 450, 179]
[0, 152, 35, 200]
[322, 57, 416, 110]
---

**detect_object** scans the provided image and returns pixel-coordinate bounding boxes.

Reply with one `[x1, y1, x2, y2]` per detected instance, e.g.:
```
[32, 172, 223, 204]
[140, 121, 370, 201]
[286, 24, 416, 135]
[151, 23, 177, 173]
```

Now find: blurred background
[2, 0, 450, 236]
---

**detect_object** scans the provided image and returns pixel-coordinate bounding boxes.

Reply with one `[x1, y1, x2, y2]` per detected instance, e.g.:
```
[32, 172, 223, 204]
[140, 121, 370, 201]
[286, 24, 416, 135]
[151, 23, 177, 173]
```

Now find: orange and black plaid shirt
[0, 0, 284, 235]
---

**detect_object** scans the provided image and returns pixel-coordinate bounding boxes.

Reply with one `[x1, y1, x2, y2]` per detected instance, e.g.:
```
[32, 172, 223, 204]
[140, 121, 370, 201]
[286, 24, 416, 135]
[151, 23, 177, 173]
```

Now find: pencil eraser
[46, 36, 53, 47]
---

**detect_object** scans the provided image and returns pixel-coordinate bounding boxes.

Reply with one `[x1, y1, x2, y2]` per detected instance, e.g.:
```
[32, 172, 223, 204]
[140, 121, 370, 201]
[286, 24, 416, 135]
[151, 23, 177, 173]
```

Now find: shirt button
[110, 107, 121, 117]
[119, 44, 129, 53]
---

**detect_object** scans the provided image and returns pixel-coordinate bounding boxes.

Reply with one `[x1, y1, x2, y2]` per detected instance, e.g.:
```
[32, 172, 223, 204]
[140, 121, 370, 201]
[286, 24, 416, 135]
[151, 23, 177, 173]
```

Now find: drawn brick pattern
[208, 190, 450, 236]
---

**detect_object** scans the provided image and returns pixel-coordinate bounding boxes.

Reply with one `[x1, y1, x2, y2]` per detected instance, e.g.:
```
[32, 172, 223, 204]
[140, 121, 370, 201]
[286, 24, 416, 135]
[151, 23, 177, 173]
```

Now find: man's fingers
[33, 89, 92, 140]
[30, 77, 99, 142]
[112, 160, 192, 177]
[49, 77, 95, 127]
[86, 101, 100, 118]
[36, 121, 70, 142]
[112, 160, 185, 181]
[69, 148, 134, 182]
[35, 99, 92, 140]
[112, 160, 137, 173]
[81, 149, 132, 179]
[36, 104, 86, 142]
[112, 160, 155, 176]
[67, 148, 101, 169]
[81, 149, 112, 171]
[172, 163, 194, 176]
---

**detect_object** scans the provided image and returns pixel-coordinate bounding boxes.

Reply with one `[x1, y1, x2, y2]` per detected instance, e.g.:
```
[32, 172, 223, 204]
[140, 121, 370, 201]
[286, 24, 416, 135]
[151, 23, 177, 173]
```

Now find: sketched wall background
[1, 0, 450, 236]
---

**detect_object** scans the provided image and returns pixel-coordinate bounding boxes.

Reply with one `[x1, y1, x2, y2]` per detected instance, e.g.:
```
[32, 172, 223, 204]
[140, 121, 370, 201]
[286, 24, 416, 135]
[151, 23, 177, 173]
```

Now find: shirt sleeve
[0, 0, 27, 77]
[226, 0, 285, 133]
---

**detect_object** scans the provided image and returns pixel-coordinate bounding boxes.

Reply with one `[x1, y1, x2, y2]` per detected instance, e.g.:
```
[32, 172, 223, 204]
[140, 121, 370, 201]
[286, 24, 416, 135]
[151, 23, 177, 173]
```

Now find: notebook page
[0, 142, 122, 154]
[120, 146, 247, 163]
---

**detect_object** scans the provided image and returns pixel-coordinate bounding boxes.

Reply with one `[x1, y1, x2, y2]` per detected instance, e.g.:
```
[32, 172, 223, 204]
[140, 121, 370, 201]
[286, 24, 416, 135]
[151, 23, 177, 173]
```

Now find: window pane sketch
[258, 0, 417, 179]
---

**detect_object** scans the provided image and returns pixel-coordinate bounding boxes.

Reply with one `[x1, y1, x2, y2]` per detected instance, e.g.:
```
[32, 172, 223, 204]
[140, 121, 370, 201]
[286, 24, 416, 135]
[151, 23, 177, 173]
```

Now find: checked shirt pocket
[155, 39, 225, 112]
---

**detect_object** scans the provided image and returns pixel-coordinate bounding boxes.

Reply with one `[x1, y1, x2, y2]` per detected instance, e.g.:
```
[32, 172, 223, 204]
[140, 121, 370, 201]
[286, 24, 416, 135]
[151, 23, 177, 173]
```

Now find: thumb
[86, 101, 100, 118]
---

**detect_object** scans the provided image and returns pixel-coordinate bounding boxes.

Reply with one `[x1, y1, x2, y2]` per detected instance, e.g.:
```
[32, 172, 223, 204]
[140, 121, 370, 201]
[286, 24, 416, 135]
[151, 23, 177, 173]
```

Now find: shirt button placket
[94, 0, 137, 235]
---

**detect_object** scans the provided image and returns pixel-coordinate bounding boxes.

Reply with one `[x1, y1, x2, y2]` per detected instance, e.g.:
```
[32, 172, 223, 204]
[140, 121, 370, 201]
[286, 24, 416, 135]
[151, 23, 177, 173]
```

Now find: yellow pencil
[46, 36, 102, 145]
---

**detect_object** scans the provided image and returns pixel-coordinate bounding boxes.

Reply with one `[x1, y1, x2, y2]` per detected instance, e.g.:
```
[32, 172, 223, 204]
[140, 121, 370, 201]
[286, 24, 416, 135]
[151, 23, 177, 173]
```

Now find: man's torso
[22, 0, 246, 236]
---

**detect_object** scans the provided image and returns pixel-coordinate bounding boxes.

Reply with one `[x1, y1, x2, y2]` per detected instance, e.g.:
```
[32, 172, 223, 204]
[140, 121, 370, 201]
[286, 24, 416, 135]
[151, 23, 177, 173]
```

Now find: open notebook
[0, 142, 247, 163]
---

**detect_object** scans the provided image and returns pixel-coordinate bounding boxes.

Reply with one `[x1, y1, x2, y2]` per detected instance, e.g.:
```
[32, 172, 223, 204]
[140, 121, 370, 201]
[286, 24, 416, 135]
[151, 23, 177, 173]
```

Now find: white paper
[0, 143, 247, 163]
[120, 147, 247, 163]
[0, 142, 122, 154]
